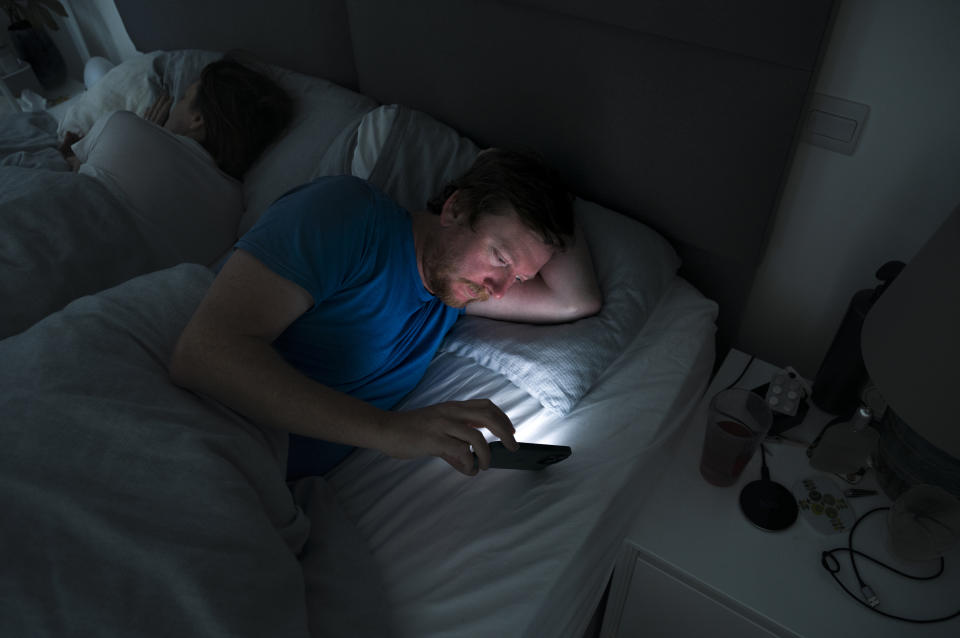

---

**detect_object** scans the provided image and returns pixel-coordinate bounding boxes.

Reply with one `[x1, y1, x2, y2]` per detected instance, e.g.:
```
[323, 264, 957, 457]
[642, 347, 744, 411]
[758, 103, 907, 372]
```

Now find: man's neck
[409, 211, 435, 294]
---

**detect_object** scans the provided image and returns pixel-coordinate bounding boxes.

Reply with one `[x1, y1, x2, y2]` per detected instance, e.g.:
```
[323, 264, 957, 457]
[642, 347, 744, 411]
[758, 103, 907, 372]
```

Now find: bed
[0, 1, 836, 636]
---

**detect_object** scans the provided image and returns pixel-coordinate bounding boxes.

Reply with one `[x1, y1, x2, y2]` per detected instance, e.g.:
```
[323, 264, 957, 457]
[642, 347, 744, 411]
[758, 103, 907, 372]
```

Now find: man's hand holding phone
[381, 399, 519, 475]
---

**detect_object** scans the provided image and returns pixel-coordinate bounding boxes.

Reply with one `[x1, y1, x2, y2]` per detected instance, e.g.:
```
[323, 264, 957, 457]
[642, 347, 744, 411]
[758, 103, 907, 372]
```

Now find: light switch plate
[803, 93, 870, 155]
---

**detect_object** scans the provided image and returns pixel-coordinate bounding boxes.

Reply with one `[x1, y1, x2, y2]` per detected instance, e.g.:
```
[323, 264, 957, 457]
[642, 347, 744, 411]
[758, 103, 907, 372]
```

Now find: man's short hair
[426, 148, 574, 250]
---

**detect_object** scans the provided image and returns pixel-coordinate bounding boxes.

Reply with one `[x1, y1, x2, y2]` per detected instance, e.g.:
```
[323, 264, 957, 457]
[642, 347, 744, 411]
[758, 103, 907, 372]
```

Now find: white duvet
[327, 276, 717, 637]
[0, 262, 715, 638]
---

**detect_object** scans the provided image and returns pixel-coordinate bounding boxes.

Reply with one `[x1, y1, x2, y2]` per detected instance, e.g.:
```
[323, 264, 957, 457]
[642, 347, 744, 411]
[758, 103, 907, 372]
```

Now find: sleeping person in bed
[54, 59, 292, 266]
[169, 149, 602, 478]
[59, 58, 292, 180]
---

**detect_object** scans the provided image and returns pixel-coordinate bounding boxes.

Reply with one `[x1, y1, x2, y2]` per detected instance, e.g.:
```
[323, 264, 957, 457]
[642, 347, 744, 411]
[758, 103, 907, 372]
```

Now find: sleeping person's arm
[465, 221, 602, 323]
[57, 131, 82, 171]
[143, 92, 172, 127]
[168, 249, 517, 476]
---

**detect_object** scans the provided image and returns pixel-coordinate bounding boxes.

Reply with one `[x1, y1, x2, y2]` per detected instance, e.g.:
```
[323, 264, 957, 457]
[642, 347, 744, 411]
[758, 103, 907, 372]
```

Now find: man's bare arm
[168, 249, 517, 475]
[466, 223, 602, 323]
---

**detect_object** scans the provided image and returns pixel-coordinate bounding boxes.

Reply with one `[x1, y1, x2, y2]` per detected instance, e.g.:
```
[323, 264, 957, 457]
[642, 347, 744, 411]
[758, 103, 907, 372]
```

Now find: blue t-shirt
[235, 175, 463, 410]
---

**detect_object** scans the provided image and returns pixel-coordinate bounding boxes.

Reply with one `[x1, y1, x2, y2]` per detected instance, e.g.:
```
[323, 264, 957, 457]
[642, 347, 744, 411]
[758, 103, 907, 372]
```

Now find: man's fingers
[458, 398, 514, 432]
[463, 428, 491, 470]
[436, 422, 490, 470]
[440, 449, 477, 476]
[389, 399, 517, 474]
[498, 428, 519, 452]
[458, 399, 518, 451]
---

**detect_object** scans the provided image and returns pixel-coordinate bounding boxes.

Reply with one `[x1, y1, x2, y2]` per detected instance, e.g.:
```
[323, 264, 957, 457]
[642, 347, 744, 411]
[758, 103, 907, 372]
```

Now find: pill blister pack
[764, 368, 808, 417]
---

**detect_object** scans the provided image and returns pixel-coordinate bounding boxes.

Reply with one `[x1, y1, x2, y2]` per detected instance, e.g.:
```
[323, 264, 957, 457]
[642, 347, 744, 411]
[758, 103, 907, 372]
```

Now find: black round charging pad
[739, 480, 799, 531]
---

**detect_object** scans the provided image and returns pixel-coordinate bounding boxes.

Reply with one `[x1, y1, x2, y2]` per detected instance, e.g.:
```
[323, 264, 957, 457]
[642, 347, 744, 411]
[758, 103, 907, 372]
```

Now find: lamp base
[887, 485, 960, 562]
[875, 408, 960, 501]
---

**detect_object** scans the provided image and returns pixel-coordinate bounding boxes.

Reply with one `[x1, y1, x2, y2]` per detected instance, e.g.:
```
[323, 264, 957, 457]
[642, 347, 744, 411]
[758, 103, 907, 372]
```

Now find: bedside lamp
[860, 204, 960, 500]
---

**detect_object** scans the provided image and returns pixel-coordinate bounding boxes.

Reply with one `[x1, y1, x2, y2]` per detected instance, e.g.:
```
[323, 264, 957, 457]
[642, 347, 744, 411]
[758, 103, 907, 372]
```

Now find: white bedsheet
[325, 276, 718, 637]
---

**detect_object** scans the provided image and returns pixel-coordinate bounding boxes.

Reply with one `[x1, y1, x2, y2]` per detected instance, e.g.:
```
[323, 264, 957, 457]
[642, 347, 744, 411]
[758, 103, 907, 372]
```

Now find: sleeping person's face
[164, 81, 205, 141]
[422, 194, 554, 308]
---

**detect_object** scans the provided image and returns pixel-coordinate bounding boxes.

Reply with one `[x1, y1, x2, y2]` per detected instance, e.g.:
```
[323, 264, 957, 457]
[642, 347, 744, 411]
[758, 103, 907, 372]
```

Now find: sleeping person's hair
[427, 148, 575, 251]
[193, 59, 293, 179]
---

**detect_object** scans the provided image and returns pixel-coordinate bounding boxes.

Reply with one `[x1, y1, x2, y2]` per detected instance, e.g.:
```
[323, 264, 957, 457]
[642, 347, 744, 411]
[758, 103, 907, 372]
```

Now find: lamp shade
[861, 205, 960, 460]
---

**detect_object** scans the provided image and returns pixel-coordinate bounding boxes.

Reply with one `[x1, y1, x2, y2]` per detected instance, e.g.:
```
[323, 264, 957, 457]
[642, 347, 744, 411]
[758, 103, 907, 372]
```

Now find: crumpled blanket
[0, 111, 190, 338]
[0, 263, 393, 638]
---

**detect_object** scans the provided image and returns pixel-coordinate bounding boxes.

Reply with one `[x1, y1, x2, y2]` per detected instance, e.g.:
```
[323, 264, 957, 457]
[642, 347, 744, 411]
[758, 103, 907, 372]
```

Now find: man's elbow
[561, 290, 603, 322]
[581, 291, 603, 318]
[579, 291, 604, 319]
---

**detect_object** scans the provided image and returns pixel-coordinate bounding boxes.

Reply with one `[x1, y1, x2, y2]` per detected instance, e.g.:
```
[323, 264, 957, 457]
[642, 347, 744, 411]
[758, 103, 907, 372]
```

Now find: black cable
[820, 507, 960, 623]
[724, 355, 755, 390]
[806, 414, 847, 460]
[847, 505, 876, 589]
[759, 442, 770, 482]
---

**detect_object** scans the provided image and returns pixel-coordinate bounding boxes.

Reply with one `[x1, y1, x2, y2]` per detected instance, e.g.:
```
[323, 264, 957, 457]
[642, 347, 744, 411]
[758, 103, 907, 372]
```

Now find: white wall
[739, 0, 960, 377]
[0, 0, 136, 92]
[66, 0, 137, 63]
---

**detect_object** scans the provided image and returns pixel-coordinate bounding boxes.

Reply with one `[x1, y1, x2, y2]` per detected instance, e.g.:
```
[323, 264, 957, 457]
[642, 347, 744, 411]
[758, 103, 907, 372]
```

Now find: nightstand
[1, 60, 38, 114]
[600, 350, 960, 637]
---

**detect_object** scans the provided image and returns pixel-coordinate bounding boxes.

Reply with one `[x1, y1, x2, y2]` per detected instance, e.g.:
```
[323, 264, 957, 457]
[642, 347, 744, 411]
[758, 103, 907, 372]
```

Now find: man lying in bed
[169, 149, 601, 477]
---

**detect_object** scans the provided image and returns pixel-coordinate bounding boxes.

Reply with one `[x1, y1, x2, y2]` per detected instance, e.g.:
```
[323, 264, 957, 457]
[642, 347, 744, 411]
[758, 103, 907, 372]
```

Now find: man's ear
[439, 190, 462, 227]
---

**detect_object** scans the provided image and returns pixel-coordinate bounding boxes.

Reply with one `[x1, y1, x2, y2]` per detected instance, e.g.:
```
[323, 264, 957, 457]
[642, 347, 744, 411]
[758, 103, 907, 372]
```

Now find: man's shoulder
[277, 174, 382, 206]
[250, 175, 408, 244]
[279, 176, 408, 229]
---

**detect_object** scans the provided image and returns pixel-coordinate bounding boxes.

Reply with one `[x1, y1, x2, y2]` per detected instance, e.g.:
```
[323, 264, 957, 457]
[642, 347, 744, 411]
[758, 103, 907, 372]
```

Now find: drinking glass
[699, 388, 773, 486]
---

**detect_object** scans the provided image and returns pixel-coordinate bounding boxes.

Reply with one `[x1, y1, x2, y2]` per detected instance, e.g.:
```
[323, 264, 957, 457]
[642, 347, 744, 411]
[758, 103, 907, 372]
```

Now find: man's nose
[486, 272, 513, 299]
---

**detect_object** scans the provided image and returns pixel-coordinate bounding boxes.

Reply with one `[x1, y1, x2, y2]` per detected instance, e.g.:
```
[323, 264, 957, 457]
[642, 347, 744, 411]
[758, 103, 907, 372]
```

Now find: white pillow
[57, 51, 163, 138]
[73, 110, 242, 267]
[352, 104, 481, 214]
[57, 50, 221, 138]
[55, 47, 378, 238]
[352, 104, 400, 179]
[351, 103, 681, 413]
[239, 67, 377, 234]
[441, 198, 681, 414]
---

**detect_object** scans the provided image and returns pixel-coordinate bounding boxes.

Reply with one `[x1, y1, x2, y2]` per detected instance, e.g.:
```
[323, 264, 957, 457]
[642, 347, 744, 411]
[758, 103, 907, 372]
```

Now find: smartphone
[479, 441, 572, 471]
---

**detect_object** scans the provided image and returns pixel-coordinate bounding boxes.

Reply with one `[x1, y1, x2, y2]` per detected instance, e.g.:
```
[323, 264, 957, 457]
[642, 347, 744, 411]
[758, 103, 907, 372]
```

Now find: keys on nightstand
[843, 488, 878, 498]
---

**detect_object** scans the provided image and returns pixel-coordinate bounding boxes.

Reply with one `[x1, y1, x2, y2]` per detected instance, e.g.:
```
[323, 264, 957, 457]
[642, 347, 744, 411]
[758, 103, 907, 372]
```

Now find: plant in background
[1, 0, 67, 30]
[2, 0, 67, 89]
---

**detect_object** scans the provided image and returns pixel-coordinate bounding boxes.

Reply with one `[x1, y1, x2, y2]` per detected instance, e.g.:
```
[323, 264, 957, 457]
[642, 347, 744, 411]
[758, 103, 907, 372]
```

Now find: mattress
[326, 275, 718, 637]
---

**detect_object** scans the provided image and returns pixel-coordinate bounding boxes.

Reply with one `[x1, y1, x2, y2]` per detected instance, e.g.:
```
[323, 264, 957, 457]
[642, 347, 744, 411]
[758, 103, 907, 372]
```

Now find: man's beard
[422, 240, 488, 307]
